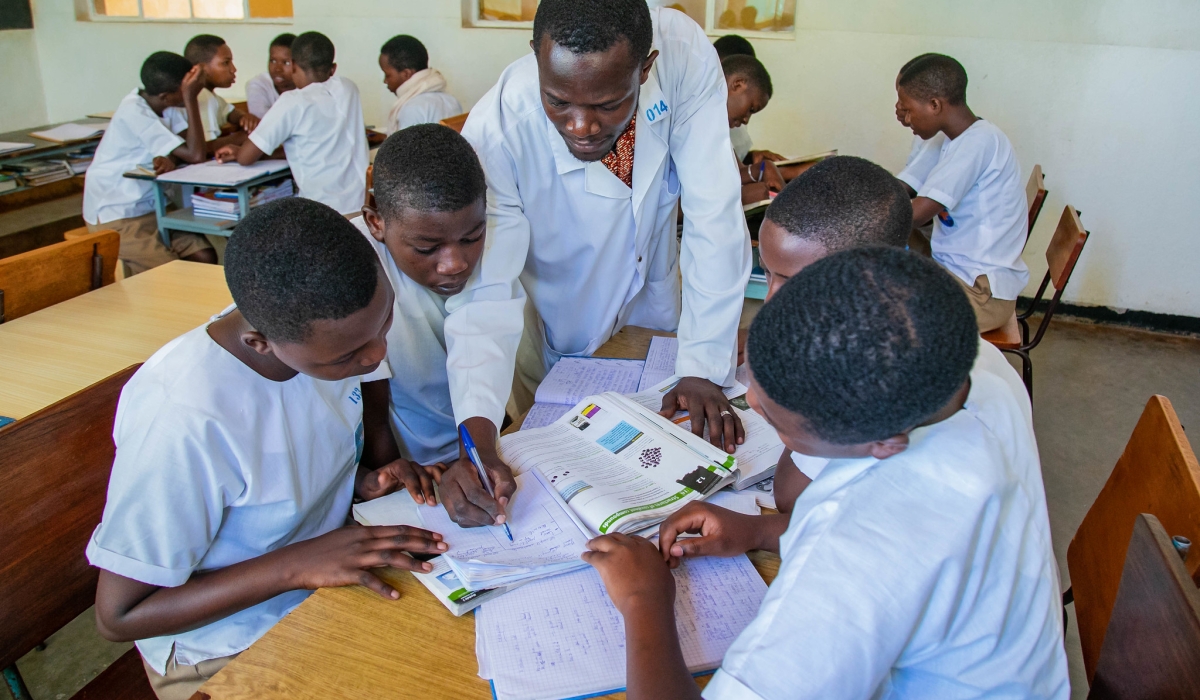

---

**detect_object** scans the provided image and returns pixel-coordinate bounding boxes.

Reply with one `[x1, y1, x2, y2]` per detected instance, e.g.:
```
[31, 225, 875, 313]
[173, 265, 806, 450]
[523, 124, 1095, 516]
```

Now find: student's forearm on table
[624, 600, 701, 700]
[751, 513, 790, 555]
[96, 549, 302, 642]
[361, 379, 400, 469]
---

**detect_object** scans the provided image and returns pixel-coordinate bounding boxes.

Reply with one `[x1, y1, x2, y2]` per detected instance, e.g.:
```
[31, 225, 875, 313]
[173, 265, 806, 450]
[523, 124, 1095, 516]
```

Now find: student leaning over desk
[441, 0, 752, 530]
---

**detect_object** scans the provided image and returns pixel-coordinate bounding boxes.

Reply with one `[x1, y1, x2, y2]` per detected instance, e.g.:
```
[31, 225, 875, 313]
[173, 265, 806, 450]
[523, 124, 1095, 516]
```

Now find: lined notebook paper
[476, 554, 768, 700]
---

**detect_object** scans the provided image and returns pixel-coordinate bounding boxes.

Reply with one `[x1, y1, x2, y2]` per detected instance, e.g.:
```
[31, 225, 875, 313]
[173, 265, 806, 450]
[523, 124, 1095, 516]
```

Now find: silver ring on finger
[720, 410, 732, 418]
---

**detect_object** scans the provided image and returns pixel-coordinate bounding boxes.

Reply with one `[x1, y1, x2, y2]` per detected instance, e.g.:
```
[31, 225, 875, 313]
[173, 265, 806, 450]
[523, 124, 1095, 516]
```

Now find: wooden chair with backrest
[0, 229, 119, 324]
[1066, 395, 1200, 687]
[1086, 513, 1200, 699]
[0, 365, 154, 700]
[981, 205, 1089, 397]
[1026, 164, 1047, 239]
[438, 112, 470, 133]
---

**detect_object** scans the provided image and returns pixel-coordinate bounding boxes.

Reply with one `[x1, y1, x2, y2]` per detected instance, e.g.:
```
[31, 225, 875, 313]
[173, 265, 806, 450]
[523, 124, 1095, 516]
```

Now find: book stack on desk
[5, 159, 73, 187]
[191, 179, 294, 220]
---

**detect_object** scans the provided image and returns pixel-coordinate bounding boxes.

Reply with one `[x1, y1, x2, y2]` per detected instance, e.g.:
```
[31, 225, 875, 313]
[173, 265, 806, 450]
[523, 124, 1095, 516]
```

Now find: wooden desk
[0, 261, 231, 420]
[198, 325, 780, 700]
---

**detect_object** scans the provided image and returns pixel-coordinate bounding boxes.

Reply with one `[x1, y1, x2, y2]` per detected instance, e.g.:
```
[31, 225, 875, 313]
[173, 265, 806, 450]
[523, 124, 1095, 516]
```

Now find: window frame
[460, 0, 793, 39]
[75, 0, 293, 24]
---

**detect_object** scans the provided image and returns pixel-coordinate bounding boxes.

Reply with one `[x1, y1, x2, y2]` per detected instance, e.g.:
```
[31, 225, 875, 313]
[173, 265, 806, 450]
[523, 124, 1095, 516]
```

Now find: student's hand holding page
[152, 156, 176, 175]
[213, 144, 240, 163]
[659, 502, 790, 568]
[357, 458, 447, 506]
[439, 416, 517, 528]
[583, 534, 675, 614]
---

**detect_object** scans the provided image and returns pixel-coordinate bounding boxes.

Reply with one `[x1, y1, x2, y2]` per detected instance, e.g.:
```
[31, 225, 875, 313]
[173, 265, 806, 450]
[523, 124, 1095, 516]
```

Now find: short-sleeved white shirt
[389, 91, 463, 133]
[245, 72, 280, 118]
[250, 75, 368, 215]
[704, 342, 1069, 700]
[730, 125, 753, 163]
[83, 90, 188, 225]
[85, 307, 390, 674]
[896, 121, 1030, 299]
[352, 217, 459, 465]
[166, 88, 233, 142]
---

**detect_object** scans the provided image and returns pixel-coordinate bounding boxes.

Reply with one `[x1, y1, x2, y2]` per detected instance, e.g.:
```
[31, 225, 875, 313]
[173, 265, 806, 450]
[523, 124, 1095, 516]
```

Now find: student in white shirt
[216, 32, 369, 215]
[584, 246, 1069, 700]
[168, 34, 259, 144]
[894, 53, 1030, 332]
[245, 33, 296, 118]
[87, 198, 448, 700]
[444, 0, 751, 529]
[354, 124, 487, 478]
[83, 52, 216, 274]
[713, 36, 785, 175]
[722, 55, 784, 202]
[379, 35, 462, 133]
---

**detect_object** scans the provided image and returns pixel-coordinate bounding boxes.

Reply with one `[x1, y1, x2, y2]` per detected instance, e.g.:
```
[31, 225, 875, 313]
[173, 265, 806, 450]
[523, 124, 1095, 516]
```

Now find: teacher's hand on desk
[440, 416, 517, 528]
[659, 376, 745, 453]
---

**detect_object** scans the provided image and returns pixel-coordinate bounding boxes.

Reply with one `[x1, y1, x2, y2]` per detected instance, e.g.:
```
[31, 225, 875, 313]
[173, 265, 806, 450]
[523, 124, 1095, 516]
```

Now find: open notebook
[476, 554, 769, 700]
[522, 358, 644, 430]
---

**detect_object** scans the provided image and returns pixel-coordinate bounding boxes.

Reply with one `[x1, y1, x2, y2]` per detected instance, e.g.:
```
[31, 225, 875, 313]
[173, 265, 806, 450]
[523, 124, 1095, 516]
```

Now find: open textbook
[502, 392, 737, 536]
[477, 554, 769, 700]
[522, 357, 644, 430]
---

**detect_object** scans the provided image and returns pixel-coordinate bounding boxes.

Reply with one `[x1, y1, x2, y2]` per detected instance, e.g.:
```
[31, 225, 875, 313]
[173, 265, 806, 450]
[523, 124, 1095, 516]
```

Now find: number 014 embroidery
[646, 100, 669, 122]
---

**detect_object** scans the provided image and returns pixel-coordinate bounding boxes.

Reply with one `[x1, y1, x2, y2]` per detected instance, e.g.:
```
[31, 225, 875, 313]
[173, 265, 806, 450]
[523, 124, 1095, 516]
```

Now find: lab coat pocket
[625, 273, 681, 332]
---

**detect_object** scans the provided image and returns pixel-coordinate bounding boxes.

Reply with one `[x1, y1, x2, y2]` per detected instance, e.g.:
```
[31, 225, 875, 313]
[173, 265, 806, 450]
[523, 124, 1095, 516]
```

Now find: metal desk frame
[124, 167, 293, 245]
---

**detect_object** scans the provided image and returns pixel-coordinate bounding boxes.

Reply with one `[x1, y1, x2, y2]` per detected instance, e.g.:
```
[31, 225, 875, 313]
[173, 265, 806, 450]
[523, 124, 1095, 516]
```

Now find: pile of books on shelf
[5, 159, 74, 187]
[191, 179, 294, 221]
[0, 173, 18, 194]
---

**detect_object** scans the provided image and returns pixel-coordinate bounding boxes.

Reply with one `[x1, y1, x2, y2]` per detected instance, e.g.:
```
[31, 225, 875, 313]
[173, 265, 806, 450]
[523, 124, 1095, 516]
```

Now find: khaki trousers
[908, 227, 1015, 333]
[141, 651, 237, 700]
[89, 213, 212, 276]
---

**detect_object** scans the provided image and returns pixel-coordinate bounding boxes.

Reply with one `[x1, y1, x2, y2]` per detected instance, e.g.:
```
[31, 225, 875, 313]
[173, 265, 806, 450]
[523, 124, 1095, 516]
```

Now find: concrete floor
[9, 315, 1200, 700]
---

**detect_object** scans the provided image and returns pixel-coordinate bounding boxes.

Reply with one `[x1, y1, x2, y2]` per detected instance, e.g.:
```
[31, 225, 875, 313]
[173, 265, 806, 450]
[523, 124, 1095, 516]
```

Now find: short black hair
[898, 53, 968, 106]
[748, 246, 978, 445]
[373, 124, 486, 218]
[721, 54, 772, 99]
[270, 33, 295, 50]
[183, 34, 226, 65]
[380, 35, 429, 72]
[713, 34, 754, 60]
[765, 156, 912, 252]
[141, 51, 192, 96]
[225, 198, 380, 344]
[532, 0, 653, 65]
[291, 32, 335, 75]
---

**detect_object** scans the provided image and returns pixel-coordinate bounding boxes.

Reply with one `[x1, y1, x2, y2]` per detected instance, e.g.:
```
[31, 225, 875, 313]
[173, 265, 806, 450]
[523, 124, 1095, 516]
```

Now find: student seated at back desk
[82, 52, 217, 275]
[379, 34, 463, 134]
[353, 124, 487, 504]
[584, 245, 1070, 699]
[894, 53, 1030, 333]
[167, 34, 259, 150]
[216, 32, 369, 215]
[85, 198, 448, 700]
[721, 54, 784, 204]
[245, 33, 296, 118]
[714, 35, 779, 167]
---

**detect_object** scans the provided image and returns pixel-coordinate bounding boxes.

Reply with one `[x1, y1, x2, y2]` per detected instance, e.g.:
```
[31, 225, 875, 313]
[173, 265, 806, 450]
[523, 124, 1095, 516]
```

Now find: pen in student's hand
[758, 160, 765, 180]
[458, 424, 514, 541]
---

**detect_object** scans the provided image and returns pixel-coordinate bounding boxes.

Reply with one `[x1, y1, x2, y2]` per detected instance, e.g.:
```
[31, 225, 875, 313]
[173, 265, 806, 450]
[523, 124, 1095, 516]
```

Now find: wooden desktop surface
[197, 325, 780, 700]
[0, 261, 231, 420]
[0, 118, 110, 159]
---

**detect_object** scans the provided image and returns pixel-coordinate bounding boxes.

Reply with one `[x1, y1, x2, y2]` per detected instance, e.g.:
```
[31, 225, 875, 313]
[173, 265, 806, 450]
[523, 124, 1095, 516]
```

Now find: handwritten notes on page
[636, 335, 679, 391]
[477, 554, 768, 700]
[534, 358, 644, 406]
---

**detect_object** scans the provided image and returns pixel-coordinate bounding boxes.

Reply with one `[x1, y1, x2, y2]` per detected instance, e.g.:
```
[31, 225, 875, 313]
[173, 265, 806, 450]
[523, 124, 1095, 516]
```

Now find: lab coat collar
[631, 65, 670, 217]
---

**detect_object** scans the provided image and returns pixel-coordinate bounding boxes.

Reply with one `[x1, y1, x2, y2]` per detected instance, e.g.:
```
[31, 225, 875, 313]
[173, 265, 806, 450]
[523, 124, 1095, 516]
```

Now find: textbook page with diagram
[500, 392, 737, 536]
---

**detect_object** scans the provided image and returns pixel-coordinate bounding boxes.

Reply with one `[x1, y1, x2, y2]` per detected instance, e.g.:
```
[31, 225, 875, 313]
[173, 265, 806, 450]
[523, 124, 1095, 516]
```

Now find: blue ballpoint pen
[458, 424, 514, 541]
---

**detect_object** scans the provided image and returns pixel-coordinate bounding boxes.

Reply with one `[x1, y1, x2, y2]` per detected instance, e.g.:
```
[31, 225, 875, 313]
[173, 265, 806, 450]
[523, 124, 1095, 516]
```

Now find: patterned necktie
[601, 116, 637, 188]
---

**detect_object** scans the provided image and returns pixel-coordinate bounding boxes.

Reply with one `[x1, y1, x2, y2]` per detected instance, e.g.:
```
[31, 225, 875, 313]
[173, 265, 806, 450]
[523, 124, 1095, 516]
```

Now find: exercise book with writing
[476, 554, 769, 700]
[521, 358, 645, 430]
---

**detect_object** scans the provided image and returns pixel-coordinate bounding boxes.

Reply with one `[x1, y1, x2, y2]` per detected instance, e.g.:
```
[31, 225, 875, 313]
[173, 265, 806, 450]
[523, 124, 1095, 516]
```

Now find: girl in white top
[216, 32, 368, 216]
[86, 198, 446, 698]
[379, 35, 463, 133]
[354, 125, 489, 469]
[584, 247, 1069, 700]
[245, 33, 297, 118]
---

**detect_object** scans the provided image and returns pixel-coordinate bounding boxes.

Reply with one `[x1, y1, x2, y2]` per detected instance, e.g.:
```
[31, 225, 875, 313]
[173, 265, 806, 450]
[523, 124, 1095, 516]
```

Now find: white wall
[0, 29, 48, 132]
[14, 0, 1200, 317]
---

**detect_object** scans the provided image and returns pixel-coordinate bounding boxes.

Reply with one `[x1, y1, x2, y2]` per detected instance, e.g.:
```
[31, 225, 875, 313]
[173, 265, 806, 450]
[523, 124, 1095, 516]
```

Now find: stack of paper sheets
[417, 470, 592, 591]
[476, 554, 769, 700]
[30, 123, 107, 143]
[158, 159, 290, 186]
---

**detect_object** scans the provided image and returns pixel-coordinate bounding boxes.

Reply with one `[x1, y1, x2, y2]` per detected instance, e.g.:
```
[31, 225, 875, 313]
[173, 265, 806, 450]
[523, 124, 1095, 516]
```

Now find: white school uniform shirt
[249, 74, 368, 215]
[730, 125, 753, 163]
[245, 72, 280, 118]
[166, 88, 233, 142]
[704, 342, 1069, 700]
[82, 89, 188, 225]
[352, 217, 460, 465]
[454, 7, 751, 426]
[391, 92, 463, 132]
[85, 307, 390, 674]
[896, 121, 1030, 300]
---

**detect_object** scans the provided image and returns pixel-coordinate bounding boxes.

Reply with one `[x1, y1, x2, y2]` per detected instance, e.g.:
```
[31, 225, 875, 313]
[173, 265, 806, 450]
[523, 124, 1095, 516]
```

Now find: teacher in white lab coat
[441, 0, 752, 527]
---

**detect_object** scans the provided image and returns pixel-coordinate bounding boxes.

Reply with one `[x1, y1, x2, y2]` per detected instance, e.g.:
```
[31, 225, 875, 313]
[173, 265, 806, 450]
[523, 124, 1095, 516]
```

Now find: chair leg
[3, 664, 31, 700]
[1020, 351, 1033, 400]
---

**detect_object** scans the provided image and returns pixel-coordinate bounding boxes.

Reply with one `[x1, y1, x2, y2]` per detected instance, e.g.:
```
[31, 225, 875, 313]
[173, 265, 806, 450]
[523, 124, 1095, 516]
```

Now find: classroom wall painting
[0, 0, 34, 29]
